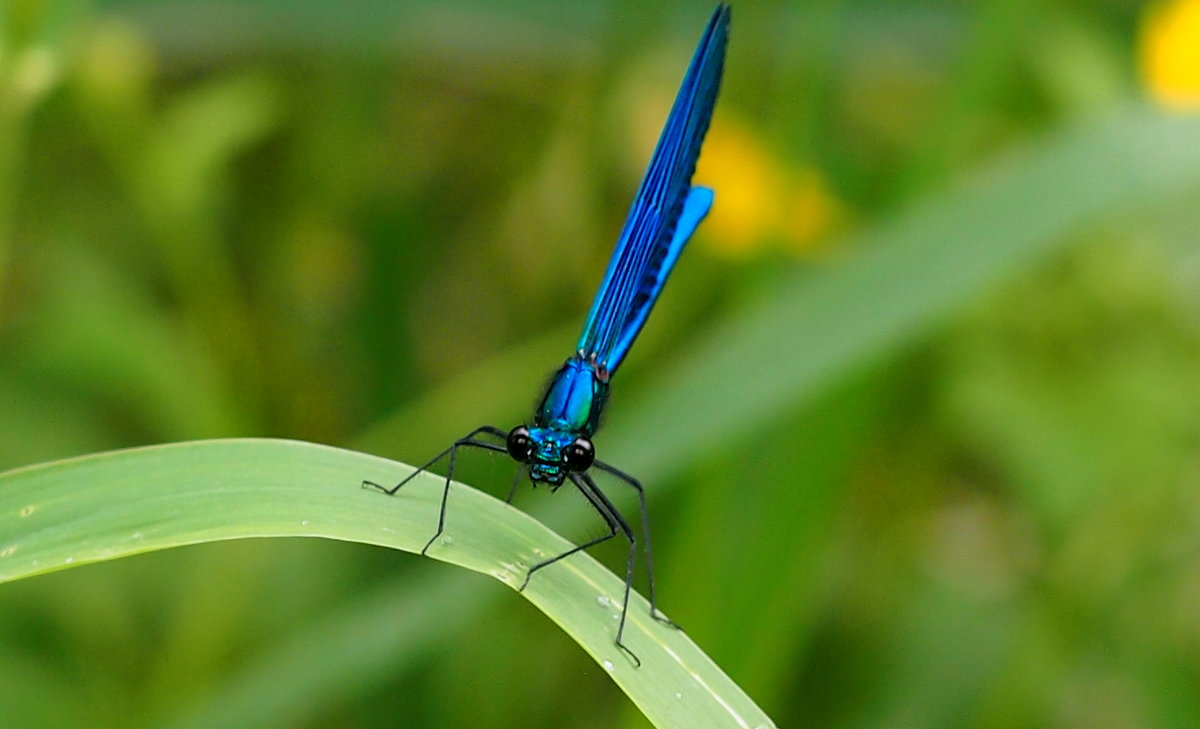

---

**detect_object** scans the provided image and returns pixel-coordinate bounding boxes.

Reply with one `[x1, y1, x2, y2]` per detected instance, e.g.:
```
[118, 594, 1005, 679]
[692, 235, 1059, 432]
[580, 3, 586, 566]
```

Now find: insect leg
[362, 425, 505, 495]
[519, 473, 619, 591]
[591, 460, 678, 629]
[578, 472, 642, 665]
[504, 467, 525, 504]
[362, 425, 507, 554]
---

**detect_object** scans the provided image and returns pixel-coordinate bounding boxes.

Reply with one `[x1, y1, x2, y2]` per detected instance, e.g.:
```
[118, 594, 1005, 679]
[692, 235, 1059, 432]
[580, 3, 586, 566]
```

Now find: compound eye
[506, 426, 533, 463]
[564, 438, 595, 472]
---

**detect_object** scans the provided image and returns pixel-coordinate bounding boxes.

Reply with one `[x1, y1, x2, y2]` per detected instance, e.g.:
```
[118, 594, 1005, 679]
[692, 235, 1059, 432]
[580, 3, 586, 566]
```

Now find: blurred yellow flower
[1140, 0, 1200, 110]
[694, 118, 844, 257]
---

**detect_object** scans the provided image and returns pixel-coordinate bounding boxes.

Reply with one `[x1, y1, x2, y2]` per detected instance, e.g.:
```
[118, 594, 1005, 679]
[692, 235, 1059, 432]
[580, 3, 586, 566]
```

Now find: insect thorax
[533, 355, 609, 437]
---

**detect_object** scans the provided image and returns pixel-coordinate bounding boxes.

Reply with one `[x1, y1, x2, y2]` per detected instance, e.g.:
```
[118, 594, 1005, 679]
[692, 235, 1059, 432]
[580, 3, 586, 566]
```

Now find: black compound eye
[506, 426, 533, 463]
[564, 438, 595, 472]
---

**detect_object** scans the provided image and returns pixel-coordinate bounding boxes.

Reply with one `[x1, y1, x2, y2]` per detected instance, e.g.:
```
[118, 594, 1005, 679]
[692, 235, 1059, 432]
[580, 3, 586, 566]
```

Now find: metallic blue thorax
[535, 355, 609, 436]
[527, 355, 609, 483]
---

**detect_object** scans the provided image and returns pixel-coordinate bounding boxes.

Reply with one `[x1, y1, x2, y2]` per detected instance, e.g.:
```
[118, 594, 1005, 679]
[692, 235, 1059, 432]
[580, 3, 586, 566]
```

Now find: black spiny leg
[593, 460, 678, 629]
[517, 472, 642, 666]
[504, 467, 525, 504]
[518, 472, 620, 591]
[362, 425, 508, 554]
[578, 472, 642, 665]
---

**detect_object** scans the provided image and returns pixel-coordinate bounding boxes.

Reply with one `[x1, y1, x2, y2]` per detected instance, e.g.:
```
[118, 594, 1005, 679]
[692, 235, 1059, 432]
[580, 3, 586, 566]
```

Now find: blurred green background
[4, 0, 1200, 727]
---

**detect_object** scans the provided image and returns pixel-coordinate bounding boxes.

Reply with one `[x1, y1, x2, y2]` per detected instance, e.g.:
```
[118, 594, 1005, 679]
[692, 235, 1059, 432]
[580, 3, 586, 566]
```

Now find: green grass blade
[0, 438, 776, 729]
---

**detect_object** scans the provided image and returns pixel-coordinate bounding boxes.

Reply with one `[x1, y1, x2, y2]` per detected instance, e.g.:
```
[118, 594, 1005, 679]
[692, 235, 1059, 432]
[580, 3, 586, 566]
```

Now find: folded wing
[576, 4, 729, 375]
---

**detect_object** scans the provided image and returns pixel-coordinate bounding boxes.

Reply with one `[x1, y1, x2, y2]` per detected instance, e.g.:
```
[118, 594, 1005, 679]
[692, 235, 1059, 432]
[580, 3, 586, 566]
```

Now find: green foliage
[0, 440, 773, 729]
[3, 1, 1200, 728]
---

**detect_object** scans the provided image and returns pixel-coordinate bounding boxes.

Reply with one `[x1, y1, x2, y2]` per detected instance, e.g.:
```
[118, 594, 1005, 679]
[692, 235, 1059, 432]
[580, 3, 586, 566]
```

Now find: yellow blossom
[694, 118, 844, 258]
[1140, 0, 1200, 111]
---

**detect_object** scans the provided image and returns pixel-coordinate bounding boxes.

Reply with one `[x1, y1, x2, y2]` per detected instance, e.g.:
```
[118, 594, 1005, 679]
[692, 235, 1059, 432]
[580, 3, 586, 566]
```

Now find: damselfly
[366, 4, 730, 666]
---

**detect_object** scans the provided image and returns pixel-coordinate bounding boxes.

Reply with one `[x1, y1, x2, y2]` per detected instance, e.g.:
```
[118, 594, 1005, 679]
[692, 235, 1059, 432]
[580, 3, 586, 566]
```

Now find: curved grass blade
[0, 438, 777, 729]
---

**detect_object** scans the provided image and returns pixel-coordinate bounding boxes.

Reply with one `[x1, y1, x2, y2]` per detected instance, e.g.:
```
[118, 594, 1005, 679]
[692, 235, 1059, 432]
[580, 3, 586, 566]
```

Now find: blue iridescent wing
[576, 4, 729, 375]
